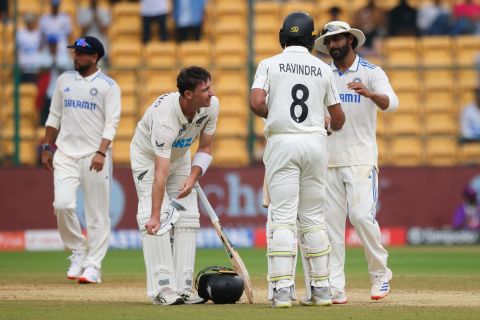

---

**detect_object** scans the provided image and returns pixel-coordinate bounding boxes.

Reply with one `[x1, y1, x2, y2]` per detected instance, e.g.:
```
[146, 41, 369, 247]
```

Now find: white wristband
[192, 152, 213, 176]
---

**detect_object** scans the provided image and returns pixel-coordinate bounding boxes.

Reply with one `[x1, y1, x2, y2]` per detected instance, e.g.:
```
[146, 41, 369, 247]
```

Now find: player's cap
[315, 21, 366, 54]
[67, 36, 105, 59]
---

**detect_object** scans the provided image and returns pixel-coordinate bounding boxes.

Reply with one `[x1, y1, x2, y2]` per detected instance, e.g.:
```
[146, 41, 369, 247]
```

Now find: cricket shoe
[153, 288, 185, 305]
[180, 290, 205, 304]
[312, 286, 332, 306]
[78, 265, 101, 284]
[371, 269, 392, 300]
[331, 288, 348, 304]
[67, 252, 85, 280]
[271, 287, 292, 308]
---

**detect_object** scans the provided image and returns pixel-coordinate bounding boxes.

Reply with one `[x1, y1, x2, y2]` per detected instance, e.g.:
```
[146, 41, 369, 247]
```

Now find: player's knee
[53, 199, 76, 212]
[349, 209, 375, 227]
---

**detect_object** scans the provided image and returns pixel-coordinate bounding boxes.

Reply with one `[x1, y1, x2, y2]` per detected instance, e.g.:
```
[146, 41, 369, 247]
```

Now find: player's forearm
[44, 126, 58, 145]
[151, 177, 166, 219]
[249, 89, 268, 118]
[97, 138, 111, 154]
[370, 92, 391, 110]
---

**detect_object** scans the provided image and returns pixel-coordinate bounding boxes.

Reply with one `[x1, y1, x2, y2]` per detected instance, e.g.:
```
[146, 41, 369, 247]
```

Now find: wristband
[96, 150, 106, 157]
[41, 143, 51, 152]
[192, 152, 213, 176]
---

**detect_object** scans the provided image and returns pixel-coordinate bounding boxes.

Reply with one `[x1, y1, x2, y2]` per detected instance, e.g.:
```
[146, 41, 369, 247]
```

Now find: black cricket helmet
[279, 11, 317, 51]
[195, 266, 244, 304]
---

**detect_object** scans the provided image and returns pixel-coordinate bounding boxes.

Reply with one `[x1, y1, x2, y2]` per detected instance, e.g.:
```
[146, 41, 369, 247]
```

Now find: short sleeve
[251, 60, 270, 93]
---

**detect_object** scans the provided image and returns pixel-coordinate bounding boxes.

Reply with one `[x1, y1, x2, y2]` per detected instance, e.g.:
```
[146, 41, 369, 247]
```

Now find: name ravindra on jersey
[279, 63, 322, 77]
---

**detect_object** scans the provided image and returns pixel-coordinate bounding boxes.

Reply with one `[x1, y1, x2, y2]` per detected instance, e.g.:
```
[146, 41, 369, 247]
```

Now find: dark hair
[177, 66, 211, 96]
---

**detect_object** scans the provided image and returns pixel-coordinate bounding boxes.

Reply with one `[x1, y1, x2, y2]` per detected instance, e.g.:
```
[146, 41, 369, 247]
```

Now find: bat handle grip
[194, 182, 220, 223]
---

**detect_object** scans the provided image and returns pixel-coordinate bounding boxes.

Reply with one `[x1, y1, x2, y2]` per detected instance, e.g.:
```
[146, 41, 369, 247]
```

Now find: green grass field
[1, 246, 480, 320]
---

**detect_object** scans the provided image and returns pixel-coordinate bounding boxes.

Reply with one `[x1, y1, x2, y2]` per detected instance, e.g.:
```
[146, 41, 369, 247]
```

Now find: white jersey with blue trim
[327, 55, 398, 167]
[132, 92, 219, 167]
[251, 46, 340, 137]
[45, 69, 121, 158]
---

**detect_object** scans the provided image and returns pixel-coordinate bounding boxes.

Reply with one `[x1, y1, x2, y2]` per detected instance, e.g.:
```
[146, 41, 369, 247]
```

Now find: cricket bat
[194, 182, 254, 304]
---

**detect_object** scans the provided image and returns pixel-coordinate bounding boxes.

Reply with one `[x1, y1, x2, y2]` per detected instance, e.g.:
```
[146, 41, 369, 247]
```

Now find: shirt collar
[75, 68, 102, 81]
[331, 54, 360, 74]
[174, 93, 189, 125]
[283, 46, 310, 54]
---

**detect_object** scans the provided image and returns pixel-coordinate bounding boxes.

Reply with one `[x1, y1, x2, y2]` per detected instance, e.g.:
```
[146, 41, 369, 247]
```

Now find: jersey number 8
[290, 84, 309, 123]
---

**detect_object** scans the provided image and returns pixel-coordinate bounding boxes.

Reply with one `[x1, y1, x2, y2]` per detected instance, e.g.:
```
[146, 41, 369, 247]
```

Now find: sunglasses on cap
[75, 38, 92, 48]
[321, 24, 348, 36]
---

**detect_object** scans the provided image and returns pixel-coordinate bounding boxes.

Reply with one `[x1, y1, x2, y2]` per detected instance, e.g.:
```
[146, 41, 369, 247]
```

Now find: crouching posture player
[130, 66, 219, 305]
[250, 12, 345, 308]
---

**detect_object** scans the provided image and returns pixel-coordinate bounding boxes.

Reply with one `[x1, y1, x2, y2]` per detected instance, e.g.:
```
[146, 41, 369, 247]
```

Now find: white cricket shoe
[78, 265, 102, 284]
[271, 287, 292, 308]
[67, 252, 85, 280]
[331, 288, 348, 304]
[153, 288, 185, 305]
[180, 290, 205, 304]
[371, 269, 392, 300]
[312, 286, 332, 306]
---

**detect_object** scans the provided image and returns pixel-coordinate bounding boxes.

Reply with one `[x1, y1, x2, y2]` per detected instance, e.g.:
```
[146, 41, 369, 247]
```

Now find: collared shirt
[133, 92, 219, 164]
[251, 46, 340, 137]
[327, 54, 399, 167]
[45, 69, 121, 158]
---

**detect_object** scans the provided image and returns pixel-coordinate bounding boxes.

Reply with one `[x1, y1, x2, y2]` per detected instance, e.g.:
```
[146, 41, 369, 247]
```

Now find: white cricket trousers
[52, 149, 112, 269]
[325, 165, 389, 291]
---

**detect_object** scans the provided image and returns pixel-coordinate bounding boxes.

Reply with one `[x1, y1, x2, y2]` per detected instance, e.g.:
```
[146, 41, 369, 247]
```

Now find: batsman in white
[315, 21, 399, 303]
[41, 36, 121, 284]
[250, 12, 345, 308]
[130, 66, 219, 305]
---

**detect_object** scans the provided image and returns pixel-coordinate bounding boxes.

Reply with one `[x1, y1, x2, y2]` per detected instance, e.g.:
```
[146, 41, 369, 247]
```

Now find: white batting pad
[142, 234, 177, 300]
[173, 228, 198, 294]
[299, 225, 331, 286]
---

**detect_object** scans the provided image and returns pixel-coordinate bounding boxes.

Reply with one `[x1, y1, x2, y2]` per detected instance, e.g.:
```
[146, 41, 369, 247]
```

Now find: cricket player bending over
[130, 66, 219, 305]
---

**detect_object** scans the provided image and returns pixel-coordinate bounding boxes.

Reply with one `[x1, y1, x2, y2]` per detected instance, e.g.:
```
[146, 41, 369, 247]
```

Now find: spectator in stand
[173, 0, 207, 42]
[352, 0, 386, 56]
[77, 0, 111, 63]
[450, 0, 480, 35]
[0, 0, 8, 24]
[460, 88, 480, 142]
[17, 13, 41, 83]
[387, 0, 419, 36]
[39, 0, 72, 56]
[36, 35, 72, 125]
[328, 6, 343, 21]
[141, 0, 169, 43]
[452, 186, 480, 231]
[416, 0, 450, 35]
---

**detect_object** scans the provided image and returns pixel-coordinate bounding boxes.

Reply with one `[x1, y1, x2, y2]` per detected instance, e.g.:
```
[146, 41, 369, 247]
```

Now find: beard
[74, 62, 93, 73]
[329, 43, 350, 61]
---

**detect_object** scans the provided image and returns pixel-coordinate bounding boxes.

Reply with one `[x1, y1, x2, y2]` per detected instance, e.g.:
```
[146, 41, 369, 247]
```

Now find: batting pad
[174, 189, 200, 229]
[300, 225, 331, 287]
[142, 234, 177, 300]
[173, 228, 198, 294]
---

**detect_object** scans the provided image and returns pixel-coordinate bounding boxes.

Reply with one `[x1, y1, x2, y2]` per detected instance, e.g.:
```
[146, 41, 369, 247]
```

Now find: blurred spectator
[460, 88, 480, 142]
[39, 0, 72, 56]
[452, 186, 480, 230]
[77, 0, 111, 61]
[352, 0, 386, 56]
[141, 0, 169, 43]
[16, 13, 41, 83]
[173, 0, 207, 42]
[328, 6, 342, 21]
[0, 0, 8, 24]
[387, 0, 419, 36]
[450, 0, 480, 35]
[36, 35, 72, 125]
[416, 0, 450, 35]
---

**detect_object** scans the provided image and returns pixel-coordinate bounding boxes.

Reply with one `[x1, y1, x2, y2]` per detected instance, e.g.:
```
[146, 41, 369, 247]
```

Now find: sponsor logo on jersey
[195, 115, 208, 127]
[279, 63, 322, 77]
[64, 87, 70, 93]
[339, 93, 361, 103]
[155, 140, 165, 148]
[64, 99, 96, 110]
[172, 137, 193, 148]
[90, 88, 98, 96]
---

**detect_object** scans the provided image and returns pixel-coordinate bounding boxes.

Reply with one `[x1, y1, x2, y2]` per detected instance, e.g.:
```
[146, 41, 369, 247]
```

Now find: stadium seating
[213, 138, 249, 167]
[383, 37, 418, 67]
[144, 41, 177, 68]
[390, 137, 423, 166]
[420, 36, 453, 67]
[425, 137, 458, 166]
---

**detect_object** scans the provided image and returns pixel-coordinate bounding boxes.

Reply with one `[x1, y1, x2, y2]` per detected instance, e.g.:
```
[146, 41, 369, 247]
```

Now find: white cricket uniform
[325, 55, 398, 292]
[130, 92, 219, 299]
[45, 69, 121, 269]
[252, 46, 340, 295]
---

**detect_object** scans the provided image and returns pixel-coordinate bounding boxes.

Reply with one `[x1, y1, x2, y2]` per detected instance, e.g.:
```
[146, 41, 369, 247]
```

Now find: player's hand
[324, 116, 332, 136]
[90, 153, 105, 172]
[347, 82, 372, 98]
[145, 216, 161, 235]
[41, 151, 54, 172]
[178, 177, 195, 199]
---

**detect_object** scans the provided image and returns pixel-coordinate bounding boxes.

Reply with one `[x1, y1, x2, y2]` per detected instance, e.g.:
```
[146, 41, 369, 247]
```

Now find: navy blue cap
[67, 36, 105, 59]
